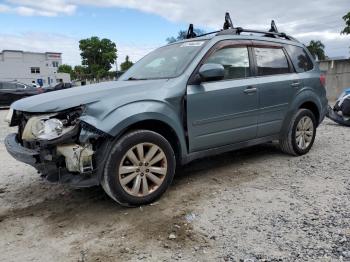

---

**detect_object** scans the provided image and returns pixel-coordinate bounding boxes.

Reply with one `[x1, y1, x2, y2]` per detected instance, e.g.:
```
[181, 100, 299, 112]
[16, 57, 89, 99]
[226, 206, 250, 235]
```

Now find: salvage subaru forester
[5, 18, 328, 206]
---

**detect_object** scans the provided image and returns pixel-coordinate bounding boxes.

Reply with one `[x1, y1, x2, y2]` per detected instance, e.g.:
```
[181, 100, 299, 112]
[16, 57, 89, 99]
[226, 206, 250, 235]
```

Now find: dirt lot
[0, 109, 349, 262]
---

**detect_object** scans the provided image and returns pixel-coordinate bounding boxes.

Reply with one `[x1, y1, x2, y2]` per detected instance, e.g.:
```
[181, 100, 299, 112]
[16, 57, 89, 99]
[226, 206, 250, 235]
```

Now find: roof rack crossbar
[218, 27, 299, 42]
[196, 30, 221, 38]
[185, 12, 299, 42]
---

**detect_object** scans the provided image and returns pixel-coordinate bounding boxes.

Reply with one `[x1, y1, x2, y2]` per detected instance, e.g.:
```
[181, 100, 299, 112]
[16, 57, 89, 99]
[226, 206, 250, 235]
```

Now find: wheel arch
[281, 90, 323, 136]
[116, 119, 183, 166]
[299, 101, 320, 124]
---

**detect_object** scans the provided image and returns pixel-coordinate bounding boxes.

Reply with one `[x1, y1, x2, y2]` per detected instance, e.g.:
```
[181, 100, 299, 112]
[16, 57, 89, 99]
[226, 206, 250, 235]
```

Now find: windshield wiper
[127, 77, 149, 80]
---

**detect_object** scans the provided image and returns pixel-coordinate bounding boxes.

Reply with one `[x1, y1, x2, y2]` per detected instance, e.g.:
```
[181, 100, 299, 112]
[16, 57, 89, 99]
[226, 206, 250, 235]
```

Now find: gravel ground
[0, 109, 349, 262]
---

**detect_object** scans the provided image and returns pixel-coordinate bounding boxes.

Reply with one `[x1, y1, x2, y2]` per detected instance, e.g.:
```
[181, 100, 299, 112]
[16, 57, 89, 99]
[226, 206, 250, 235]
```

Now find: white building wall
[0, 50, 71, 86]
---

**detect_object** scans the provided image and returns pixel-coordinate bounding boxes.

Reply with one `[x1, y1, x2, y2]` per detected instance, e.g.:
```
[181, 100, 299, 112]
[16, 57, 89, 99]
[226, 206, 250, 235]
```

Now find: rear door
[186, 40, 259, 152]
[251, 42, 300, 137]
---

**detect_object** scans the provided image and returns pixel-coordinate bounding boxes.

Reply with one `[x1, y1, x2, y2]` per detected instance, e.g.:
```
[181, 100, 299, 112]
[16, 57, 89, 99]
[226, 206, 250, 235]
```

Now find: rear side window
[254, 48, 290, 76]
[285, 45, 313, 73]
[205, 47, 251, 80]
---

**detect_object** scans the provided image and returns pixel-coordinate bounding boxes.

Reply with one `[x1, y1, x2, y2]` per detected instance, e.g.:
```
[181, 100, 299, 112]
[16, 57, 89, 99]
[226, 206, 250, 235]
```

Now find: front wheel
[280, 109, 317, 156]
[102, 130, 176, 206]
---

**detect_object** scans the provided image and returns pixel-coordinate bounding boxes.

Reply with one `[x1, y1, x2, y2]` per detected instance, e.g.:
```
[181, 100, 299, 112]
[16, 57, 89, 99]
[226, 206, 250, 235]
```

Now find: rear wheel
[102, 130, 176, 206]
[280, 109, 317, 156]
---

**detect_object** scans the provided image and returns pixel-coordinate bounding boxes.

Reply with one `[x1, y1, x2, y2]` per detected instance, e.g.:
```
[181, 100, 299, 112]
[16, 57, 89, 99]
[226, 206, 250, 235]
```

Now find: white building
[0, 50, 70, 87]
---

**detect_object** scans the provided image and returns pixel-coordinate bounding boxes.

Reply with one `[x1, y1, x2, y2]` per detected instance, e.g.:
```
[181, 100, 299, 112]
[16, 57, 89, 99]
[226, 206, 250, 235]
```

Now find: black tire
[280, 109, 317, 156]
[101, 130, 176, 207]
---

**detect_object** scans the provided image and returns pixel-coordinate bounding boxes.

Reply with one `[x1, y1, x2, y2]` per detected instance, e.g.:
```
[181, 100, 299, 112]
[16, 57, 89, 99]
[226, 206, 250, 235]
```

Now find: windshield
[120, 40, 207, 80]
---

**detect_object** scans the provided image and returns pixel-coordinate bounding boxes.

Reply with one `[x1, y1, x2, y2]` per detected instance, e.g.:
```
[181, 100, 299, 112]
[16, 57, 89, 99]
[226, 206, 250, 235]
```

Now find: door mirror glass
[199, 63, 225, 82]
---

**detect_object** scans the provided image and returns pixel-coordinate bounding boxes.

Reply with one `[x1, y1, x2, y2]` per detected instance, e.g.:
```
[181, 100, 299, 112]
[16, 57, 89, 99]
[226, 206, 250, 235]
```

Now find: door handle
[244, 86, 257, 94]
[291, 82, 301, 88]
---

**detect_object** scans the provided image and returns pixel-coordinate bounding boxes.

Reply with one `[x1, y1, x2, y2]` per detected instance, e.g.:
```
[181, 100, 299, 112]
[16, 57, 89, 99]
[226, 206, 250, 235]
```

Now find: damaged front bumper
[5, 124, 110, 188]
[5, 133, 39, 166]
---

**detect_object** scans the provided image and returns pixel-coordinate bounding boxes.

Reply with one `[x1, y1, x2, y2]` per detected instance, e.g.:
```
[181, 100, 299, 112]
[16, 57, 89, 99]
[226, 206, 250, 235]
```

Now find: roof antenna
[186, 24, 197, 39]
[269, 20, 278, 33]
[223, 12, 234, 30]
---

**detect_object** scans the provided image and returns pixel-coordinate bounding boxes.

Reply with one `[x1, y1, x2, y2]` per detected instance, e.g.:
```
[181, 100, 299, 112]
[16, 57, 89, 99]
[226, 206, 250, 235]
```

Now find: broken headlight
[31, 118, 66, 140]
[22, 108, 82, 141]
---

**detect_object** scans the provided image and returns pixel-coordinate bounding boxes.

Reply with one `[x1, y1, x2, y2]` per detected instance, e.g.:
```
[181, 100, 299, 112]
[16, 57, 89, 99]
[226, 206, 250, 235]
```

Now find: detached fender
[280, 88, 326, 135]
[80, 100, 188, 157]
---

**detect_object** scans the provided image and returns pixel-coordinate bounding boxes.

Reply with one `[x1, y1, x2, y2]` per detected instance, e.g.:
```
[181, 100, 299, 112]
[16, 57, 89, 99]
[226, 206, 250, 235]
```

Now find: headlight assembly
[22, 114, 77, 141]
[31, 118, 65, 140]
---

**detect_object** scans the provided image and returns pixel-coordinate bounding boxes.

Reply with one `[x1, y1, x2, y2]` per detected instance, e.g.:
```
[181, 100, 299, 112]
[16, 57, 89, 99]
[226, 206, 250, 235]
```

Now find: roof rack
[186, 12, 299, 42]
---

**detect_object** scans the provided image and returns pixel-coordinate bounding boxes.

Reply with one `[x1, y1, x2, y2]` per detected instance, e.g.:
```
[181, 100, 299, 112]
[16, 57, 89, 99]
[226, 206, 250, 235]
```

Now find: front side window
[254, 48, 290, 76]
[120, 41, 207, 80]
[205, 47, 250, 80]
[284, 45, 313, 73]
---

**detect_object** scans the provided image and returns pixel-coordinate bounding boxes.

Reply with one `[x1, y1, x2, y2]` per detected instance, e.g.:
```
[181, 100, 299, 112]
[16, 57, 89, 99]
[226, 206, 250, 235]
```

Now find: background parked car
[0, 81, 43, 107]
[43, 82, 73, 93]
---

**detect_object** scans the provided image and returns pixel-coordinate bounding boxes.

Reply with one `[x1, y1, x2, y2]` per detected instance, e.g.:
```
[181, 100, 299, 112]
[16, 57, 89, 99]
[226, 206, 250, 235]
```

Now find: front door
[186, 43, 259, 152]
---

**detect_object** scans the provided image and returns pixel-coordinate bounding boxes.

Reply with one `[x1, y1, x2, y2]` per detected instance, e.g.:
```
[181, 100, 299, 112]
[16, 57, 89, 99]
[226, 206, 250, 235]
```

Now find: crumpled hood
[11, 79, 170, 113]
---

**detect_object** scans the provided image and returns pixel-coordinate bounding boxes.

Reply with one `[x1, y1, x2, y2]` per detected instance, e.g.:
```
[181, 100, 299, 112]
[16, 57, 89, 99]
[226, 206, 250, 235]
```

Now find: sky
[0, 0, 349, 68]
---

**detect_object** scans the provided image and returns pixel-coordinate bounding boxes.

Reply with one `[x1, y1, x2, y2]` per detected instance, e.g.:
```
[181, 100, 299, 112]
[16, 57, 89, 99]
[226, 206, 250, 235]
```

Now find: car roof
[175, 33, 303, 48]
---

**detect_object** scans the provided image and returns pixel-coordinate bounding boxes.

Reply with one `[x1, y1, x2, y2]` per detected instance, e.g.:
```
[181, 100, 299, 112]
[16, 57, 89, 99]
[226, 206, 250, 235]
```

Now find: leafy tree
[120, 55, 134, 71]
[79, 36, 117, 80]
[341, 11, 350, 35]
[166, 28, 206, 43]
[306, 40, 326, 60]
[57, 64, 75, 79]
[73, 65, 88, 80]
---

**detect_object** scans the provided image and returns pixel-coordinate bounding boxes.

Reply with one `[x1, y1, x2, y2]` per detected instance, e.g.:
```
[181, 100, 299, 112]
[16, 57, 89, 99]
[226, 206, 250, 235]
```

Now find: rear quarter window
[285, 45, 314, 73]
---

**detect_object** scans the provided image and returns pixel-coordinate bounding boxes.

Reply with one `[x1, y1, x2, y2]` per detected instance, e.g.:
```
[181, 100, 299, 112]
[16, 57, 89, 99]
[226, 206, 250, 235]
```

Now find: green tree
[341, 11, 350, 35]
[166, 28, 206, 43]
[73, 65, 88, 80]
[79, 36, 117, 80]
[306, 40, 326, 60]
[57, 64, 75, 79]
[120, 55, 134, 71]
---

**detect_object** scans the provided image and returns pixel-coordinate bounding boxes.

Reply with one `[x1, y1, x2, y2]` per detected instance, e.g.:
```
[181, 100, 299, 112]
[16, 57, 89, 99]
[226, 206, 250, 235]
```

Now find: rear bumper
[4, 133, 39, 166]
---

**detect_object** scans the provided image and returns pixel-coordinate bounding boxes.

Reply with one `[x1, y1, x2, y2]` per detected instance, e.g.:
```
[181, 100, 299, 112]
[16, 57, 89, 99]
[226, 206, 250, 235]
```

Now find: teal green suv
[5, 16, 328, 206]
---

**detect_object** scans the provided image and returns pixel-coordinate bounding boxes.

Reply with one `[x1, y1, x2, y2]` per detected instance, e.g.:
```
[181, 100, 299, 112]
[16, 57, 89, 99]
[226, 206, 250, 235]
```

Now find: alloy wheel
[118, 143, 168, 197]
[295, 116, 314, 150]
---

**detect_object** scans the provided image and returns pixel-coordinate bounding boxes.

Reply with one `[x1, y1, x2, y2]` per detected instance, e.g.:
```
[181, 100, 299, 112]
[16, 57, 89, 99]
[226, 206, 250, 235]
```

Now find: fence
[318, 59, 350, 101]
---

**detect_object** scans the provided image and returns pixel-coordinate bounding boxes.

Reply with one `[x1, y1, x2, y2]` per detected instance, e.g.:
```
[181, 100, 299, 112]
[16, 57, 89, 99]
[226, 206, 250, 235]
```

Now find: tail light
[320, 73, 326, 87]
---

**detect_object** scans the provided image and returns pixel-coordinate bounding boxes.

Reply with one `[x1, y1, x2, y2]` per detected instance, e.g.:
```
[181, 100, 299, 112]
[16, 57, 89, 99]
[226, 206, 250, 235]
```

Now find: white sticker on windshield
[180, 41, 205, 47]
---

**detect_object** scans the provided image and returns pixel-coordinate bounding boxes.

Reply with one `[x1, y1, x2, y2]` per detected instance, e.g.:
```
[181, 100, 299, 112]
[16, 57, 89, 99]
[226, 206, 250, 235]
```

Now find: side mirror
[199, 63, 225, 82]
